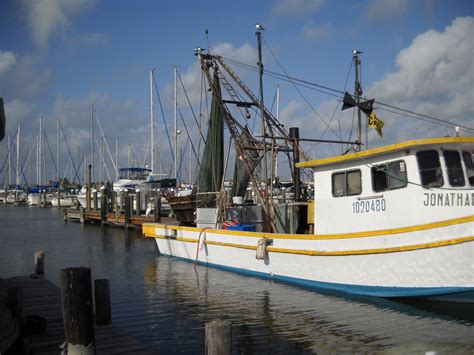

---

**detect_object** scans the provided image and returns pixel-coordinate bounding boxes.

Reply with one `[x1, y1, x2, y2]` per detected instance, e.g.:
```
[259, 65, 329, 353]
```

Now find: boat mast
[115, 138, 118, 179]
[39, 116, 42, 186]
[173, 65, 178, 181]
[15, 125, 20, 188]
[275, 84, 280, 178]
[56, 118, 60, 185]
[150, 69, 154, 175]
[91, 104, 95, 183]
[256, 24, 268, 199]
[353, 50, 363, 151]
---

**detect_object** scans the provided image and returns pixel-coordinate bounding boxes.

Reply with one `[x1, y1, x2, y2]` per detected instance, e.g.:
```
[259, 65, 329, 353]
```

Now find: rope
[194, 228, 209, 269]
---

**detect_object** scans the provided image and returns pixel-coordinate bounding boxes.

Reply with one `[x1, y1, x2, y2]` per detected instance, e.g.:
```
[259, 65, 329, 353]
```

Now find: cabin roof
[296, 137, 474, 169]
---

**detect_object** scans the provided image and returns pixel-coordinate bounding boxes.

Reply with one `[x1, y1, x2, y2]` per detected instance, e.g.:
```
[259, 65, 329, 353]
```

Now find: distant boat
[51, 195, 75, 208]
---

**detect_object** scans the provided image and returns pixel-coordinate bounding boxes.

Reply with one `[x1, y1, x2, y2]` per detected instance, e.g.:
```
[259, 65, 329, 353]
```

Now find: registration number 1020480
[352, 198, 386, 214]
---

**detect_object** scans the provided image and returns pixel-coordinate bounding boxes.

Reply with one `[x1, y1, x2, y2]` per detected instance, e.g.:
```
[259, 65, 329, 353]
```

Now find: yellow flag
[368, 111, 384, 137]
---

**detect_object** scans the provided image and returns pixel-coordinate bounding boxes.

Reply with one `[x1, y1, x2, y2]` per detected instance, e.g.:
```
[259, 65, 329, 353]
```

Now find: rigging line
[176, 68, 206, 144]
[225, 56, 473, 132]
[58, 120, 81, 184]
[93, 111, 119, 177]
[0, 133, 18, 173]
[95, 138, 112, 181]
[177, 106, 201, 170]
[224, 56, 342, 95]
[177, 138, 189, 179]
[376, 105, 474, 132]
[43, 131, 58, 178]
[152, 72, 175, 163]
[262, 40, 342, 141]
[314, 56, 355, 147]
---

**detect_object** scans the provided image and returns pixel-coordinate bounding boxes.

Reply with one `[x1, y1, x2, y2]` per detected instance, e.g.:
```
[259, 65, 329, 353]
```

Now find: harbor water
[1, 204, 473, 354]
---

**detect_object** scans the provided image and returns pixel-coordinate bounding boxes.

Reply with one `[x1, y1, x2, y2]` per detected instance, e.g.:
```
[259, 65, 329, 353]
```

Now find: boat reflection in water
[142, 257, 473, 353]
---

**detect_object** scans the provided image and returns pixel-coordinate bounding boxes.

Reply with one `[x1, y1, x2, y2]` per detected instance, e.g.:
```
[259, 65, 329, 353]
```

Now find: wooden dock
[64, 208, 155, 226]
[0, 276, 155, 354]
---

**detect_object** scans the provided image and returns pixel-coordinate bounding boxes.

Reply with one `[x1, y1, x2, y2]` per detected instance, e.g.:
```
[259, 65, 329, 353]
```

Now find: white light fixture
[255, 23, 265, 31]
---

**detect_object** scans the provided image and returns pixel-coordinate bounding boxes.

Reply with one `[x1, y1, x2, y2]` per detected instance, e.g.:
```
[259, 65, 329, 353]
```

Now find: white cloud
[271, 0, 326, 18]
[368, 16, 474, 138]
[365, 0, 410, 21]
[0, 51, 17, 76]
[18, 0, 96, 49]
[0, 53, 52, 99]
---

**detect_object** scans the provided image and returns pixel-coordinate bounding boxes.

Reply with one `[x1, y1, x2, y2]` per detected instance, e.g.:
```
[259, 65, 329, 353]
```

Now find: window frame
[331, 169, 362, 197]
[443, 150, 465, 187]
[371, 160, 408, 192]
[416, 150, 444, 188]
[462, 150, 474, 187]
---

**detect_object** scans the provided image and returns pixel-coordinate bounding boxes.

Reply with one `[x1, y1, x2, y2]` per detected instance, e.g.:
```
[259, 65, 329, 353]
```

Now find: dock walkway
[0, 276, 155, 354]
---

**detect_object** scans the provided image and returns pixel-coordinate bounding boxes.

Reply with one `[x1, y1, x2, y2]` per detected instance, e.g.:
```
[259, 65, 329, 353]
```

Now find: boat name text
[423, 192, 473, 207]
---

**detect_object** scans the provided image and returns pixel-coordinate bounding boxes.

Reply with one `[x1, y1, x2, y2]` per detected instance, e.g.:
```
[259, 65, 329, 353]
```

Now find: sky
[0, 0, 473, 185]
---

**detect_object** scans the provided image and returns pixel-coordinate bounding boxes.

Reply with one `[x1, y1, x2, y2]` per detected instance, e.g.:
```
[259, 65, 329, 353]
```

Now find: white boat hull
[144, 216, 474, 298]
[51, 197, 74, 207]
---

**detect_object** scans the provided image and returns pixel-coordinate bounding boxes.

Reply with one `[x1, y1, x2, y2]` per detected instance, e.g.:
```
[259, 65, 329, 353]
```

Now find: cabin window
[416, 150, 444, 188]
[332, 170, 361, 197]
[372, 160, 408, 192]
[443, 150, 465, 187]
[462, 151, 474, 186]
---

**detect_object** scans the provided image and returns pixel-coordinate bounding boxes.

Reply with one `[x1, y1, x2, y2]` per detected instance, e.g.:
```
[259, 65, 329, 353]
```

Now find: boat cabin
[118, 167, 152, 181]
[297, 137, 474, 235]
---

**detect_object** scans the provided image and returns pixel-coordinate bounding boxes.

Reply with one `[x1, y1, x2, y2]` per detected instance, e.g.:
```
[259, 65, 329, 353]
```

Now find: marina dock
[0, 275, 155, 354]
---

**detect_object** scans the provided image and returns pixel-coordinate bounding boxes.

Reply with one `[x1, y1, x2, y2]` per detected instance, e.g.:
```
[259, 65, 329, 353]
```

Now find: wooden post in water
[124, 195, 131, 229]
[60, 267, 95, 355]
[34, 250, 45, 276]
[7, 287, 24, 335]
[205, 320, 231, 355]
[153, 191, 161, 222]
[86, 164, 92, 211]
[100, 194, 106, 224]
[94, 279, 111, 325]
[135, 190, 141, 216]
[93, 189, 98, 211]
[114, 191, 119, 221]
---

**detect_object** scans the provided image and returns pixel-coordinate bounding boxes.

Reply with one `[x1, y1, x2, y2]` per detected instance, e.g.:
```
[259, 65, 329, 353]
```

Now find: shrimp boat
[143, 35, 473, 299]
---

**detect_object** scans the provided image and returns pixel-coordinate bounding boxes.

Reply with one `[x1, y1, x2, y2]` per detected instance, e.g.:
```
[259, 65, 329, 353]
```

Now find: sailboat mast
[39, 116, 42, 185]
[353, 50, 362, 151]
[56, 118, 60, 184]
[91, 104, 94, 183]
[173, 65, 178, 181]
[115, 137, 118, 179]
[7, 134, 11, 186]
[16, 125, 20, 187]
[150, 69, 154, 174]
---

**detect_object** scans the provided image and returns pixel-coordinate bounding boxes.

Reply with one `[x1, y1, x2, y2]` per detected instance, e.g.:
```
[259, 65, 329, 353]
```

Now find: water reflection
[1, 205, 473, 354]
[143, 257, 474, 353]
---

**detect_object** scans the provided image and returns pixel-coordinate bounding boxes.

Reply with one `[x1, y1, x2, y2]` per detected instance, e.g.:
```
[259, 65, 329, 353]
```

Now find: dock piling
[136, 190, 141, 216]
[94, 279, 112, 325]
[7, 287, 24, 334]
[60, 267, 95, 355]
[34, 250, 45, 276]
[205, 320, 231, 355]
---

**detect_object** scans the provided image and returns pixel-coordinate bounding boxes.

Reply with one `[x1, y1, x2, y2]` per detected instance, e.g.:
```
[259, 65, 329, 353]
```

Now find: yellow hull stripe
[145, 234, 474, 256]
[143, 215, 474, 241]
[297, 137, 474, 168]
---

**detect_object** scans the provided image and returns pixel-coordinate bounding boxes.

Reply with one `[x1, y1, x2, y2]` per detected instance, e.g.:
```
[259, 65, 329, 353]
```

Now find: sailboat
[143, 31, 474, 299]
